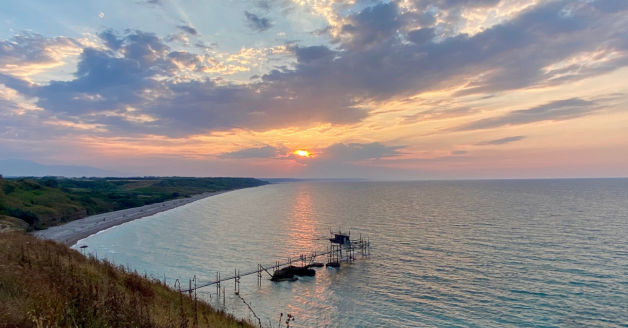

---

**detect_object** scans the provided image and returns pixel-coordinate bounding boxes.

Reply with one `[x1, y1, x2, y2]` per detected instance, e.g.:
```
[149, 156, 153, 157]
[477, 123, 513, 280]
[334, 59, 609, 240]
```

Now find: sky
[0, 0, 627, 179]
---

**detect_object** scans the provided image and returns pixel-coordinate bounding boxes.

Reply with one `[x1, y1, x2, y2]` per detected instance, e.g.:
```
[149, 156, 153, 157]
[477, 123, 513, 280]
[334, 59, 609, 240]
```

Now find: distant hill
[0, 159, 127, 177]
[0, 177, 269, 230]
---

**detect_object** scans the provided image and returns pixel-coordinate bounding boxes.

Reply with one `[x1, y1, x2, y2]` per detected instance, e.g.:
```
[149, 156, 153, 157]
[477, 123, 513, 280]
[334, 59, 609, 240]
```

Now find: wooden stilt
[176, 233, 372, 295]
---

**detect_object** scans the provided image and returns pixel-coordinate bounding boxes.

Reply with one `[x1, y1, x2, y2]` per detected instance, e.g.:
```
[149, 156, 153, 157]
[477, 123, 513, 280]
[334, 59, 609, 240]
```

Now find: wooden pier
[179, 233, 370, 295]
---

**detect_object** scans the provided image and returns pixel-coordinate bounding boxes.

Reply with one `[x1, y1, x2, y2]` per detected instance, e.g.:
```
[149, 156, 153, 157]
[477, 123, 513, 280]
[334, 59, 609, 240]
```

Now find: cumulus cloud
[244, 11, 273, 32]
[259, 0, 628, 115]
[338, 2, 400, 50]
[406, 27, 435, 45]
[99, 30, 124, 50]
[475, 136, 526, 146]
[292, 45, 336, 63]
[2, 0, 627, 140]
[1, 30, 365, 137]
[0, 32, 83, 77]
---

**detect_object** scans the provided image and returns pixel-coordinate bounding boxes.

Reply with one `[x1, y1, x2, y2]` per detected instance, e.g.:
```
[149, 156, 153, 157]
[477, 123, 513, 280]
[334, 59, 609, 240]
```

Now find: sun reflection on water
[286, 185, 318, 253]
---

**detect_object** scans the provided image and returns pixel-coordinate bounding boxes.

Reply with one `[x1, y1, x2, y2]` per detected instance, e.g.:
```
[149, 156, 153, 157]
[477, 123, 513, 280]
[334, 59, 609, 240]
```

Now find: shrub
[3, 183, 16, 194]
[42, 179, 58, 188]
[5, 207, 39, 226]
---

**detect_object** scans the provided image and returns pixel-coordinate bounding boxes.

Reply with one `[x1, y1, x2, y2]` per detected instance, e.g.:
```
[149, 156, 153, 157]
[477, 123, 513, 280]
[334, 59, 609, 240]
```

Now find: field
[0, 177, 268, 230]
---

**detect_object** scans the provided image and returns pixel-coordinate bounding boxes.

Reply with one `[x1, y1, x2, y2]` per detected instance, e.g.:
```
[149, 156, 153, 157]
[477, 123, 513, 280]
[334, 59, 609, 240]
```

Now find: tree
[3, 184, 16, 194]
[5, 208, 39, 226]
[42, 179, 58, 188]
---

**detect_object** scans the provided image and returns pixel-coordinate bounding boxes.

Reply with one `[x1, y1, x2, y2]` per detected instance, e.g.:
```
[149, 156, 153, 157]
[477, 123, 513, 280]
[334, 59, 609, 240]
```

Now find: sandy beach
[32, 191, 231, 246]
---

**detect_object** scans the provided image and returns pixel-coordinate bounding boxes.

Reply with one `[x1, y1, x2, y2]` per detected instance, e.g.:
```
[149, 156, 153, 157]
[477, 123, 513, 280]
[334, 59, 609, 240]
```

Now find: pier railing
[178, 236, 370, 295]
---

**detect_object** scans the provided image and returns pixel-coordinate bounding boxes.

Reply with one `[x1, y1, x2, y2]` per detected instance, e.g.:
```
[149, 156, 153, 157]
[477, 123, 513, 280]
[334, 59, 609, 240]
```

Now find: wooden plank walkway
[180, 250, 334, 293]
[180, 238, 369, 293]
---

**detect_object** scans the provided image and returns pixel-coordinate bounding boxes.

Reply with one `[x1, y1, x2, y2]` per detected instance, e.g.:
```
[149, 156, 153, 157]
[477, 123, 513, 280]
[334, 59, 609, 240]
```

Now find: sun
[294, 149, 310, 157]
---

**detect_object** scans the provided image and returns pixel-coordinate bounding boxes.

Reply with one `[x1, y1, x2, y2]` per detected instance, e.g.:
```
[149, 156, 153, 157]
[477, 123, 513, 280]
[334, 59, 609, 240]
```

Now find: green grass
[0, 177, 268, 230]
[119, 180, 162, 191]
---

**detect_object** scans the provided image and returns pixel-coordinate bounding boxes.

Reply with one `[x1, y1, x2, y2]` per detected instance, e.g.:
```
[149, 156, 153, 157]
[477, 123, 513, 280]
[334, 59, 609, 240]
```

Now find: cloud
[244, 12, 273, 32]
[218, 142, 404, 163]
[292, 45, 336, 63]
[194, 41, 213, 50]
[3, 30, 365, 137]
[406, 28, 435, 45]
[592, 0, 628, 13]
[138, 0, 162, 5]
[338, 2, 400, 50]
[219, 145, 280, 158]
[475, 136, 526, 146]
[259, 0, 628, 109]
[255, 0, 273, 11]
[99, 30, 123, 50]
[321, 142, 405, 161]
[165, 33, 189, 45]
[449, 98, 603, 132]
[430, 0, 501, 9]
[400, 105, 480, 124]
[2, 0, 628, 140]
[0, 32, 83, 77]
[177, 25, 198, 36]
[451, 150, 467, 155]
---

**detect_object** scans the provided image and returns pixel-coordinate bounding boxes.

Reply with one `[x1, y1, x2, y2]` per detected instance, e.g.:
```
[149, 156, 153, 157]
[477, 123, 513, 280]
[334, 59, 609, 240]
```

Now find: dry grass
[0, 232, 254, 328]
[0, 216, 28, 234]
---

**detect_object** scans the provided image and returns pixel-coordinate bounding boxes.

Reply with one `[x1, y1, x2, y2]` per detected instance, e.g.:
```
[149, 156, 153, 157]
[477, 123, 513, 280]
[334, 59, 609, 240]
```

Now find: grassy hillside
[0, 215, 29, 233]
[0, 232, 253, 328]
[0, 177, 268, 230]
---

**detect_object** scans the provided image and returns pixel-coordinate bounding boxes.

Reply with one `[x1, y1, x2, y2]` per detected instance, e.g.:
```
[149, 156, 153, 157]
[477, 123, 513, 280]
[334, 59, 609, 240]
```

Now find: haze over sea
[77, 180, 628, 327]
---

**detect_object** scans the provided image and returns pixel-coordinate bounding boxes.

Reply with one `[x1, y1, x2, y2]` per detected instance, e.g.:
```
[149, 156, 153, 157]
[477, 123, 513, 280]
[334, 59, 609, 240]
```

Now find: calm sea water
[76, 180, 628, 327]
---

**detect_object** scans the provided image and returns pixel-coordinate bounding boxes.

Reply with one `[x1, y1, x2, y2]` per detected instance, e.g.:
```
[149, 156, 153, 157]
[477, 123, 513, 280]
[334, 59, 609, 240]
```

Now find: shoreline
[32, 190, 233, 246]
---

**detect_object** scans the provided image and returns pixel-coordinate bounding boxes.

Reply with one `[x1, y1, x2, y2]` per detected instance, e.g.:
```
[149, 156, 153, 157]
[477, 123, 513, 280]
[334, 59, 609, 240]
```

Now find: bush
[5, 207, 39, 226]
[42, 179, 58, 188]
[3, 183, 16, 194]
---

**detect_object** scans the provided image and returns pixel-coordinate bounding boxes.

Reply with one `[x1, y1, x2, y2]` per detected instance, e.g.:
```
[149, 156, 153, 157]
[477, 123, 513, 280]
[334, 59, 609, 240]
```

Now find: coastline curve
[32, 190, 234, 246]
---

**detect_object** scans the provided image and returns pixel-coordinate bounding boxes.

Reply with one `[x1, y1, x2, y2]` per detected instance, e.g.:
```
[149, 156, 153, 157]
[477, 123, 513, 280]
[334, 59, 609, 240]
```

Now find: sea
[75, 180, 628, 327]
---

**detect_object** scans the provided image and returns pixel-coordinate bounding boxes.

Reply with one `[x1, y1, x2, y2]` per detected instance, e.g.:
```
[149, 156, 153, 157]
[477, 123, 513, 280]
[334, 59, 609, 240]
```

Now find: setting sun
[295, 150, 310, 157]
